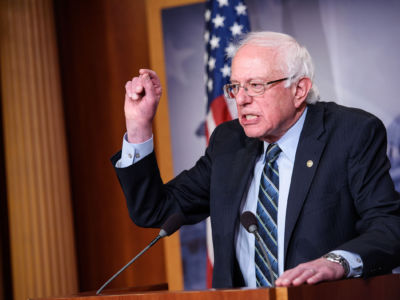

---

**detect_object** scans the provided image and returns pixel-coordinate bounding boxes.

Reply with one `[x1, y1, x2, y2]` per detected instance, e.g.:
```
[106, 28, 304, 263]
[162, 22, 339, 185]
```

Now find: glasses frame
[223, 77, 289, 100]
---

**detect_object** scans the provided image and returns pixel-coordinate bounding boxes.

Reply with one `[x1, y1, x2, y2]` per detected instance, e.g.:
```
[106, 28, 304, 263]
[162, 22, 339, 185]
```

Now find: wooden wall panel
[54, 0, 169, 292]
[144, 0, 205, 291]
[0, 87, 12, 300]
[0, 0, 78, 299]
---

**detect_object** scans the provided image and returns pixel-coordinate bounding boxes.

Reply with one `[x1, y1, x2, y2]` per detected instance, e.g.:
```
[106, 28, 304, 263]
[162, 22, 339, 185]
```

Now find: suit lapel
[225, 137, 262, 233]
[284, 104, 327, 260]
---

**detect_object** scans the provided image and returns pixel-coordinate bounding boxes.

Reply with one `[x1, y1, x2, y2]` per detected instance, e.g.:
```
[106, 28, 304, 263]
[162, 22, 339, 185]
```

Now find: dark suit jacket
[112, 101, 400, 288]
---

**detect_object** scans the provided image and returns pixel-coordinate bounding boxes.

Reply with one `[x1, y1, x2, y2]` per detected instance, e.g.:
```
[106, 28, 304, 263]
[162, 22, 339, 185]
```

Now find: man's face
[231, 45, 305, 143]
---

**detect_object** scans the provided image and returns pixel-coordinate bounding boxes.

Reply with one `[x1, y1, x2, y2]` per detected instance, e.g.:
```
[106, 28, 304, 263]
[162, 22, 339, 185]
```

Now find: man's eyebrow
[229, 77, 268, 82]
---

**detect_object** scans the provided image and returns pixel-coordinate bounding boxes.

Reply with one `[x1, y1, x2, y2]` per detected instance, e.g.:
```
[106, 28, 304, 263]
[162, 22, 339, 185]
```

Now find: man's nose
[235, 86, 252, 105]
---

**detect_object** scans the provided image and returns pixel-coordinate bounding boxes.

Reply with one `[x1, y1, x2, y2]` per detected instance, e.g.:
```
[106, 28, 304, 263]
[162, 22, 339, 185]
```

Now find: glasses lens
[248, 82, 265, 95]
[224, 84, 236, 99]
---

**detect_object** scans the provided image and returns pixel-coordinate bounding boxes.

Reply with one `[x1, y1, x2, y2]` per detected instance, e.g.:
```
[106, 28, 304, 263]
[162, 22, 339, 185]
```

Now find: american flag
[204, 0, 250, 287]
[205, 0, 250, 140]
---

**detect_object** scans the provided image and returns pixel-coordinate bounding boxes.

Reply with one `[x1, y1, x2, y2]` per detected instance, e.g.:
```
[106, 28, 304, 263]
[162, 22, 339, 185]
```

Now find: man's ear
[294, 77, 312, 107]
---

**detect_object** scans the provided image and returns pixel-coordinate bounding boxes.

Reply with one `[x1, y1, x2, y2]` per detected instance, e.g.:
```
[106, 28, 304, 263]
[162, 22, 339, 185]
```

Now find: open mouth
[245, 114, 257, 120]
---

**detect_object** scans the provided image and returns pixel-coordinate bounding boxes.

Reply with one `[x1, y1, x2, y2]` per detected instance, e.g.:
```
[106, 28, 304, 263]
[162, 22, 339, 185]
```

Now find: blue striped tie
[255, 143, 281, 287]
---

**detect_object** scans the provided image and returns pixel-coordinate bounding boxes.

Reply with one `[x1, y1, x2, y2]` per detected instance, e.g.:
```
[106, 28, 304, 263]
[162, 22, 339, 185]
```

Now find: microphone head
[159, 213, 186, 237]
[240, 211, 258, 234]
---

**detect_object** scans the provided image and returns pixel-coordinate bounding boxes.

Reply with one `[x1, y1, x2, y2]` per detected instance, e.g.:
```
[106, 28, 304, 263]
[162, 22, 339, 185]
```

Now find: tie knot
[265, 143, 281, 163]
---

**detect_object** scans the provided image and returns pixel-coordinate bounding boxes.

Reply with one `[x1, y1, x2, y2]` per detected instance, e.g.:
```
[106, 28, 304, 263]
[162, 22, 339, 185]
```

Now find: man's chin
[242, 128, 263, 140]
[243, 128, 276, 143]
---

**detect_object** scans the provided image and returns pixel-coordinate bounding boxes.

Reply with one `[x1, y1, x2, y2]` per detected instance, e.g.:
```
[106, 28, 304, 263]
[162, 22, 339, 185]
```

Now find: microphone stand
[96, 234, 163, 295]
[254, 230, 276, 287]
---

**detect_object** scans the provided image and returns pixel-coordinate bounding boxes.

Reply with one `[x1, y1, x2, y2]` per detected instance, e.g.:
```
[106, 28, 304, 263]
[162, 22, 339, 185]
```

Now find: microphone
[240, 211, 276, 287]
[96, 213, 185, 295]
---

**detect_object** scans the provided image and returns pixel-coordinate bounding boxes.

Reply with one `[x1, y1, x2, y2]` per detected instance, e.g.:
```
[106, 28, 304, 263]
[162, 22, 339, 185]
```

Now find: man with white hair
[112, 31, 400, 288]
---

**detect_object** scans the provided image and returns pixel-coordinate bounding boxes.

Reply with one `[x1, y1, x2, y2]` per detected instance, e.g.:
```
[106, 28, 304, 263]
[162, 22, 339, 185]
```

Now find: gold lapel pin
[306, 160, 313, 168]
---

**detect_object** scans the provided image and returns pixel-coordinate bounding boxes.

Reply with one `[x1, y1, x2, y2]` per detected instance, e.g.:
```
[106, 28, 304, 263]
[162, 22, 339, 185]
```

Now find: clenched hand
[124, 69, 162, 143]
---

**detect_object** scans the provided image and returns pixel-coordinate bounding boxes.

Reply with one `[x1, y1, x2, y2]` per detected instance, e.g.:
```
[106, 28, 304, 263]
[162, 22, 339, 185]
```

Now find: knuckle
[298, 263, 310, 270]
[314, 272, 324, 280]
[320, 266, 335, 277]
[319, 266, 329, 273]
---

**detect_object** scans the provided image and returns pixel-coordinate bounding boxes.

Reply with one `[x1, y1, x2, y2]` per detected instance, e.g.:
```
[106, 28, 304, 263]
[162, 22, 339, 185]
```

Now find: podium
[31, 274, 400, 300]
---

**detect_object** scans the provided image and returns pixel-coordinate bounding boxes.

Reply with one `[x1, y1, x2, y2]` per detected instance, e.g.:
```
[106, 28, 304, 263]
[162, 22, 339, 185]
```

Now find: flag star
[235, 2, 247, 15]
[204, 30, 210, 43]
[208, 56, 216, 71]
[225, 42, 236, 58]
[207, 78, 213, 92]
[212, 14, 225, 28]
[230, 22, 243, 36]
[217, 0, 228, 7]
[220, 64, 231, 77]
[205, 9, 211, 22]
[209, 35, 220, 50]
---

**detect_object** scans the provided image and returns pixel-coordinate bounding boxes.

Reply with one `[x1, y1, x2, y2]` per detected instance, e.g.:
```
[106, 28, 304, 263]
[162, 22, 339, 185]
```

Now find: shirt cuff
[115, 133, 154, 168]
[331, 250, 363, 278]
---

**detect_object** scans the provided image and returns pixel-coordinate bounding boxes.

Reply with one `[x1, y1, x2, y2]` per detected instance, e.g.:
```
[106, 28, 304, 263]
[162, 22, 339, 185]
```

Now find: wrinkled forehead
[231, 45, 286, 80]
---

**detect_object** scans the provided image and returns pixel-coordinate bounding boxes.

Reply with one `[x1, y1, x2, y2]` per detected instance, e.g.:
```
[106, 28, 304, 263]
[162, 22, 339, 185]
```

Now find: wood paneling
[0, 75, 12, 300]
[0, 0, 78, 299]
[144, 0, 205, 291]
[29, 275, 400, 300]
[54, 0, 169, 292]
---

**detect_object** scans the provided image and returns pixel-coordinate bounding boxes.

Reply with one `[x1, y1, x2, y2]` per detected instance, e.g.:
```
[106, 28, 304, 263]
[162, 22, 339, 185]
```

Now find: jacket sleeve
[110, 127, 221, 229]
[339, 115, 400, 276]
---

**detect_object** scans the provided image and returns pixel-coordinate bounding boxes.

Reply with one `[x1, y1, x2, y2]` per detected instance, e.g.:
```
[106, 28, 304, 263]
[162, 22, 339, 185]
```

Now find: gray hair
[232, 31, 319, 103]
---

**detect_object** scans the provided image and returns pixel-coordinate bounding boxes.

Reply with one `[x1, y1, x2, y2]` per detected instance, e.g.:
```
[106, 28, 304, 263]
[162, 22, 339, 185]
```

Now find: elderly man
[112, 32, 400, 288]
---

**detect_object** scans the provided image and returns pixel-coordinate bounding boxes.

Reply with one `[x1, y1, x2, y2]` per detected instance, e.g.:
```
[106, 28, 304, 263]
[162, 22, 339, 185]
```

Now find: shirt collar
[263, 107, 308, 163]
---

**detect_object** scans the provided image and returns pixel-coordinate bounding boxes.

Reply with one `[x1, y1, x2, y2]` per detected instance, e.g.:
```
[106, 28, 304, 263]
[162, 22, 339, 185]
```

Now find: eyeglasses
[223, 77, 289, 100]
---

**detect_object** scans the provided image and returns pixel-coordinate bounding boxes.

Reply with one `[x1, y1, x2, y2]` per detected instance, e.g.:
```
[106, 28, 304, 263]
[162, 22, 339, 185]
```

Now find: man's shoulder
[213, 119, 253, 143]
[209, 119, 244, 139]
[209, 119, 260, 153]
[310, 101, 384, 127]
[305, 101, 386, 145]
